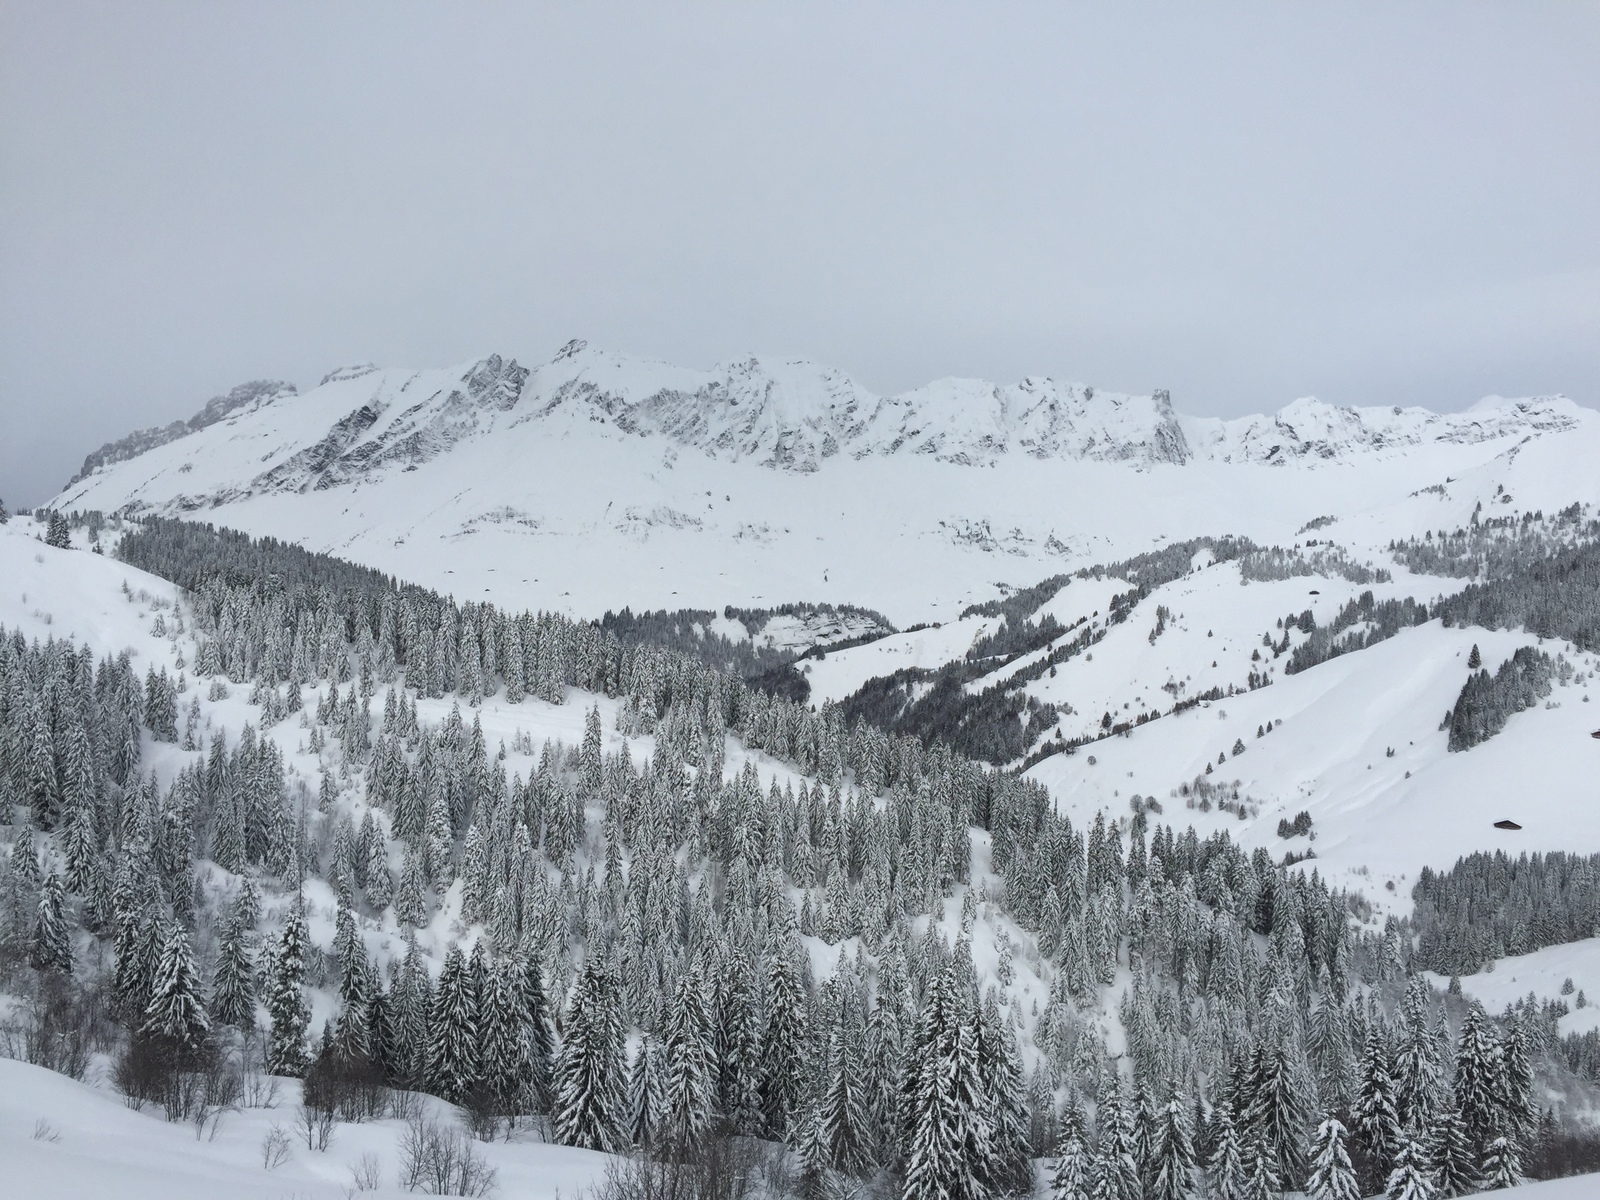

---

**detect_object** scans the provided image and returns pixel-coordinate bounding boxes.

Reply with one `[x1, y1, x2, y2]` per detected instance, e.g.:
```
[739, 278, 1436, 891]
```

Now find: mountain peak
[53, 345, 1596, 516]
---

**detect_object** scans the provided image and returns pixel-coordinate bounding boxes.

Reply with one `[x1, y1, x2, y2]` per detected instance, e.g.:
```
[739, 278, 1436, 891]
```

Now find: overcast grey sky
[2, 3, 1597, 506]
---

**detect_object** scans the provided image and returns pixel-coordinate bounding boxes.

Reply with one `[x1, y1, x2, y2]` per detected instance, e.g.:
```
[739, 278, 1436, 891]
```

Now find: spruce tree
[1151, 1096, 1198, 1200]
[795, 1101, 832, 1200]
[45, 509, 71, 549]
[761, 954, 806, 1137]
[1500, 1018, 1536, 1146]
[113, 908, 161, 1024]
[392, 938, 433, 1089]
[1394, 980, 1441, 1135]
[29, 871, 73, 974]
[715, 956, 764, 1136]
[976, 994, 1032, 1195]
[1096, 1084, 1144, 1200]
[1305, 1117, 1359, 1200]
[817, 1003, 871, 1176]
[1247, 1020, 1312, 1188]
[900, 966, 991, 1200]
[627, 1032, 667, 1150]
[478, 958, 525, 1119]
[1050, 1126, 1091, 1200]
[1479, 1135, 1523, 1190]
[661, 965, 716, 1151]
[1353, 1025, 1402, 1178]
[364, 827, 393, 910]
[1453, 1005, 1506, 1154]
[266, 908, 311, 1076]
[1242, 1134, 1278, 1200]
[426, 943, 480, 1103]
[142, 922, 210, 1048]
[519, 950, 555, 1112]
[210, 914, 257, 1028]
[1383, 1139, 1434, 1200]
[1207, 1100, 1247, 1200]
[1307, 991, 1354, 1111]
[395, 845, 427, 928]
[553, 956, 626, 1152]
[335, 949, 373, 1064]
[1426, 1102, 1478, 1198]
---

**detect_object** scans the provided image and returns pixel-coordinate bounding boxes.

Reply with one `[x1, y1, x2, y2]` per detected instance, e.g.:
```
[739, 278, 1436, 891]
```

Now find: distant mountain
[48, 340, 1600, 622]
[59, 341, 1591, 497]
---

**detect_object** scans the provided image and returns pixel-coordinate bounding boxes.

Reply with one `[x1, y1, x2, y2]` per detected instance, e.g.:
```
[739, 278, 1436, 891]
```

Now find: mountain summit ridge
[59, 341, 1590, 498]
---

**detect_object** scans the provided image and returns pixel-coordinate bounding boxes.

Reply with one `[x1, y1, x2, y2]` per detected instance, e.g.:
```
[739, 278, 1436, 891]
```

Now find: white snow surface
[47, 341, 1600, 624]
[0, 1057, 614, 1200]
[1429, 939, 1600, 1038]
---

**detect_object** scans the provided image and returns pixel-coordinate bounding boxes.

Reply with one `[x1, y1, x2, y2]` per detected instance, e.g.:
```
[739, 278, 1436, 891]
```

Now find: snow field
[0, 1056, 614, 1200]
[1428, 939, 1600, 1039]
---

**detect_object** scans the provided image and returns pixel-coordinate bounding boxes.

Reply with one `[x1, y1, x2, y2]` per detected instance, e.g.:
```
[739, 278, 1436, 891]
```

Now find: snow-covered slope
[0, 1057, 613, 1200]
[7, 1056, 1596, 1200]
[49, 342, 1600, 623]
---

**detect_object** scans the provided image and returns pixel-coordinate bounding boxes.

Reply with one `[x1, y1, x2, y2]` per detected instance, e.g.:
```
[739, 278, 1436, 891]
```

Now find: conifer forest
[6, 493, 1600, 1200]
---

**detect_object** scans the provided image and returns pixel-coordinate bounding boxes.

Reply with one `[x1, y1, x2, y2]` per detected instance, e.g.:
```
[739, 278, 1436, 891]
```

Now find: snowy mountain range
[64, 340, 1590, 485]
[49, 343, 1600, 625]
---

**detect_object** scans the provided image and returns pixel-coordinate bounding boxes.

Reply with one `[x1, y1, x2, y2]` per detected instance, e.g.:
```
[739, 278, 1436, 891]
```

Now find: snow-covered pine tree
[976, 992, 1032, 1195]
[1246, 1008, 1312, 1189]
[1500, 1017, 1536, 1146]
[627, 1032, 667, 1150]
[1383, 1139, 1434, 1200]
[900, 965, 992, 1200]
[1425, 1101, 1478, 1198]
[553, 956, 626, 1152]
[1352, 1023, 1402, 1178]
[580, 705, 603, 797]
[1479, 1135, 1523, 1190]
[661, 964, 716, 1152]
[265, 907, 311, 1076]
[1151, 1095, 1198, 1200]
[519, 949, 555, 1112]
[111, 906, 157, 1023]
[426, 943, 480, 1103]
[364, 825, 393, 911]
[1092, 1082, 1143, 1200]
[1242, 1133, 1278, 1200]
[864, 986, 907, 1165]
[1393, 979, 1441, 1135]
[714, 953, 763, 1136]
[29, 870, 73, 973]
[334, 947, 373, 1063]
[816, 994, 872, 1177]
[794, 1100, 832, 1200]
[391, 938, 433, 1089]
[209, 913, 257, 1028]
[1307, 988, 1355, 1111]
[1304, 1117, 1359, 1200]
[1050, 1124, 1091, 1200]
[1453, 1004, 1505, 1155]
[761, 953, 807, 1137]
[1207, 1098, 1247, 1200]
[142, 922, 210, 1048]
[395, 845, 427, 928]
[477, 958, 525, 1119]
